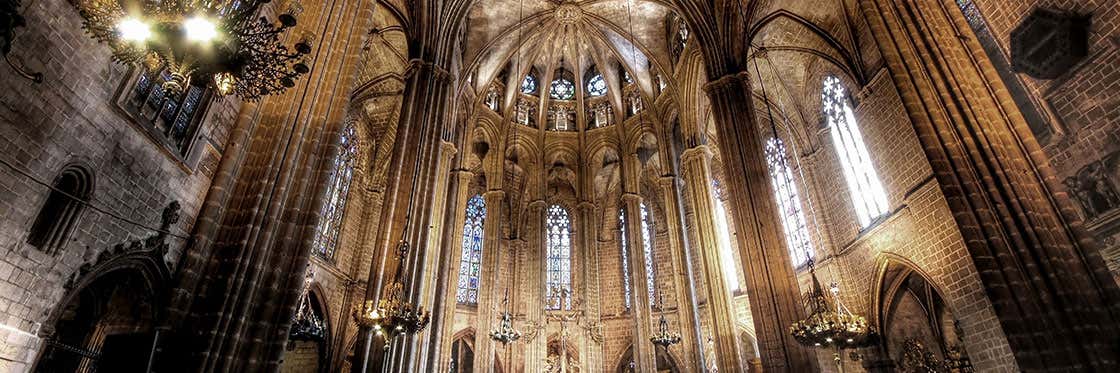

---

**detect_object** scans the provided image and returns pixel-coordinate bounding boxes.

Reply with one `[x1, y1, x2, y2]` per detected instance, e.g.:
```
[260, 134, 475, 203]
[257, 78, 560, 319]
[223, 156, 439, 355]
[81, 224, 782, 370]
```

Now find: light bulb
[184, 16, 219, 42]
[117, 18, 151, 42]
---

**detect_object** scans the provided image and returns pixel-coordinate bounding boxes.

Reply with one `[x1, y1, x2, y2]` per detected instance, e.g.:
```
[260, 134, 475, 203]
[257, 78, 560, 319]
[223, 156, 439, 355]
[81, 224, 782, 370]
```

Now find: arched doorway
[874, 259, 973, 371]
[35, 269, 158, 373]
[614, 344, 680, 373]
[281, 288, 329, 373]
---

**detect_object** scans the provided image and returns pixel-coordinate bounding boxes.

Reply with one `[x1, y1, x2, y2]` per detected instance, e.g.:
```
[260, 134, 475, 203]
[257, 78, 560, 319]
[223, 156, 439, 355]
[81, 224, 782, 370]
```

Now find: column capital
[483, 189, 505, 202]
[405, 58, 453, 82]
[440, 141, 458, 157]
[679, 145, 713, 165]
[578, 201, 596, 212]
[658, 175, 679, 187]
[621, 192, 643, 204]
[702, 71, 750, 94]
[528, 199, 548, 209]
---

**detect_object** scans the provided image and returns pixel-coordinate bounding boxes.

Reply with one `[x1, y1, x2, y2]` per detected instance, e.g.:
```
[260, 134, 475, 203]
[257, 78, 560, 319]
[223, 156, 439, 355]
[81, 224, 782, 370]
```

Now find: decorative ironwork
[352, 241, 431, 349]
[789, 259, 878, 349]
[72, 0, 312, 100]
[290, 269, 326, 341]
[489, 290, 522, 345]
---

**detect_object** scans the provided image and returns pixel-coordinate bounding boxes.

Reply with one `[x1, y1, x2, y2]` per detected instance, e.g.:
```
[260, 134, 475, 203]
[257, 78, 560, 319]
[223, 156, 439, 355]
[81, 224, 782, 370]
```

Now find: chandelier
[789, 259, 878, 350]
[649, 294, 681, 348]
[352, 240, 431, 350]
[72, 0, 312, 100]
[489, 290, 522, 345]
[290, 270, 326, 341]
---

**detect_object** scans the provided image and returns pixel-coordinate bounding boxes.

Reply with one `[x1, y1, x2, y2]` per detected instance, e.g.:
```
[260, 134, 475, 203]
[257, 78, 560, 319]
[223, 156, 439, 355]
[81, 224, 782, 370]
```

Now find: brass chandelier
[489, 290, 522, 345]
[73, 0, 312, 100]
[789, 259, 877, 349]
[353, 241, 431, 350]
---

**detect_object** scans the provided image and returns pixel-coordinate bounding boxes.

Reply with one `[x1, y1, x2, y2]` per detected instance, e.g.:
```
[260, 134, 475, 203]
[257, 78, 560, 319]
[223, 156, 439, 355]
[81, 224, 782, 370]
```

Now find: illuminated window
[550, 74, 575, 100]
[521, 73, 538, 94]
[312, 122, 358, 260]
[639, 202, 656, 304]
[586, 72, 607, 97]
[823, 76, 889, 228]
[712, 182, 740, 290]
[546, 205, 573, 310]
[764, 137, 814, 266]
[456, 195, 486, 304]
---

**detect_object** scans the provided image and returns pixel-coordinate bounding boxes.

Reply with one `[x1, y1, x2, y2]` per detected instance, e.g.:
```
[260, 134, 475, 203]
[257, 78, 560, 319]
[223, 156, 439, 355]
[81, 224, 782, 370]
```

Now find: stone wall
[0, 0, 238, 370]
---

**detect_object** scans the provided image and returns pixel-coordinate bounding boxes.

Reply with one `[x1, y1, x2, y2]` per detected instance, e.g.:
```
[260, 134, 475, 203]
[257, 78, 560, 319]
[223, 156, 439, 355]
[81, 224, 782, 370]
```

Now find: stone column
[354, 60, 455, 373]
[431, 170, 475, 371]
[577, 200, 603, 372]
[678, 145, 743, 372]
[703, 73, 817, 372]
[522, 200, 548, 373]
[657, 175, 706, 370]
[472, 190, 506, 373]
[621, 191, 657, 373]
[859, 0, 1120, 369]
[414, 140, 458, 372]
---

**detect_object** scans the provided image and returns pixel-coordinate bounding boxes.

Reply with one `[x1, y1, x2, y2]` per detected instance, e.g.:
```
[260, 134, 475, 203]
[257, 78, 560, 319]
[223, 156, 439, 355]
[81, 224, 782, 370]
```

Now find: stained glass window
[586, 72, 607, 97]
[764, 137, 814, 266]
[639, 202, 656, 304]
[550, 75, 575, 100]
[546, 205, 573, 310]
[712, 183, 740, 290]
[312, 122, 358, 260]
[126, 66, 210, 155]
[619, 209, 633, 310]
[822, 76, 889, 228]
[522, 73, 538, 94]
[457, 195, 486, 304]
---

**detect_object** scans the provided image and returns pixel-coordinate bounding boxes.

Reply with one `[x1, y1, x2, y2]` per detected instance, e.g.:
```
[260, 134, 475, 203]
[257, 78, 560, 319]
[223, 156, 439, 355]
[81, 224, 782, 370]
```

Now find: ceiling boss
[73, 0, 313, 100]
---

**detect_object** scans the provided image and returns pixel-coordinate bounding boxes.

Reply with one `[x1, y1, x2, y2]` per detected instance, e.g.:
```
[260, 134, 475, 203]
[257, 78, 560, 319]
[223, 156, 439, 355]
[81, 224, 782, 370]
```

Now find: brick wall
[0, 0, 238, 370]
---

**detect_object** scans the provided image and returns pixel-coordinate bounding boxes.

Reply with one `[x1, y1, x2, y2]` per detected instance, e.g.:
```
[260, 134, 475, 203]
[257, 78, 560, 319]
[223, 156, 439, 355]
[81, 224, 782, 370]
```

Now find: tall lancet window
[639, 202, 656, 304]
[457, 195, 486, 304]
[823, 76, 889, 228]
[712, 185, 740, 290]
[764, 137, 814, 266]
[618, 209, 633, 310]
[546, 205, 573, 310]
[312, 122, 358, 260]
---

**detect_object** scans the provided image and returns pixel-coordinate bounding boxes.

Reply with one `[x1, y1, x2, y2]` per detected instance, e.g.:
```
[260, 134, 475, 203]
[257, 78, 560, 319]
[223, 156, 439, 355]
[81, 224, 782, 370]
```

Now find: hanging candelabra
[649, 290, 681, 348]
[72, 0, 313, 100]
[489, 289, 522, 345]
[352, 240, 431, 350]
[290, 269, 326, 341]
[789, 258, 878, 364]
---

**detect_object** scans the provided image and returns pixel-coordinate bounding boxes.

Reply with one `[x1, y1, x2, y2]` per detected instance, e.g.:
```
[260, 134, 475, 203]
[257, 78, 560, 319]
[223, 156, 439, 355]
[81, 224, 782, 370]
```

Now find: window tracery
[550, 73, 575, 100]
[586, 72, 607, 97]
[522, 73, 538, 94]
[822, 76, 889, 228]
[311, 122, 358, 260]
[546, 205, 573, 310]
[619, 209, 633, 310]
[456, 195, 486, 304]
[124, 66, 211, 155]
[764, 137, 813, 266]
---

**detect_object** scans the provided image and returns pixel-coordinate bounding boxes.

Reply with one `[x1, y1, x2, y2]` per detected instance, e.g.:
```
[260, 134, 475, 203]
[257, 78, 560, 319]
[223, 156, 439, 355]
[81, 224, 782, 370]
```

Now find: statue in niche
[1064, 159, 1120, 220]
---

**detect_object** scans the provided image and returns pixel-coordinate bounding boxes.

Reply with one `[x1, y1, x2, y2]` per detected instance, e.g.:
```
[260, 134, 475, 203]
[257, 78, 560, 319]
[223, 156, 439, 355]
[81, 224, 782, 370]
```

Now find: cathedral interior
[0, 0, 1119, 372]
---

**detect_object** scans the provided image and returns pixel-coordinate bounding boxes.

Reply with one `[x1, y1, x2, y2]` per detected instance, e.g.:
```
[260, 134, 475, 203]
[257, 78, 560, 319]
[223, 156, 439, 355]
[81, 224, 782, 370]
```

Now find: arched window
[586, 72, 607, 97]
[639, 203, 656, 304]
[764, 137, 813, 266]
[312, 122, 358, 260]
[618, 209, 632, 310]
[550, 70, 576, 100]
[618, 203, 657, 309]
[822, 76, 888, 228]
[123, 65, 211, 155]
[27, 165, 93, 254]
[457, 195, 486, 304]
[521, 72, 538, 94]
[712, 182, 740, 290]
[546, 205, 572, 310]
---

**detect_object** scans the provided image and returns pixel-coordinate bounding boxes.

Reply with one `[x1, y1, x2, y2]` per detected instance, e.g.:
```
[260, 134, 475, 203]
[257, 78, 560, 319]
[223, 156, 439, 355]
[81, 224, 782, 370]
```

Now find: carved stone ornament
[1010, 7, 1090, 79]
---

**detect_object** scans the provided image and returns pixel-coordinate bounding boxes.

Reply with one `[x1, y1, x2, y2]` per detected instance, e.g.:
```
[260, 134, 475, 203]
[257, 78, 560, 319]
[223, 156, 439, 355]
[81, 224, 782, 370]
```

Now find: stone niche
[1010, 7, 1091, 80]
